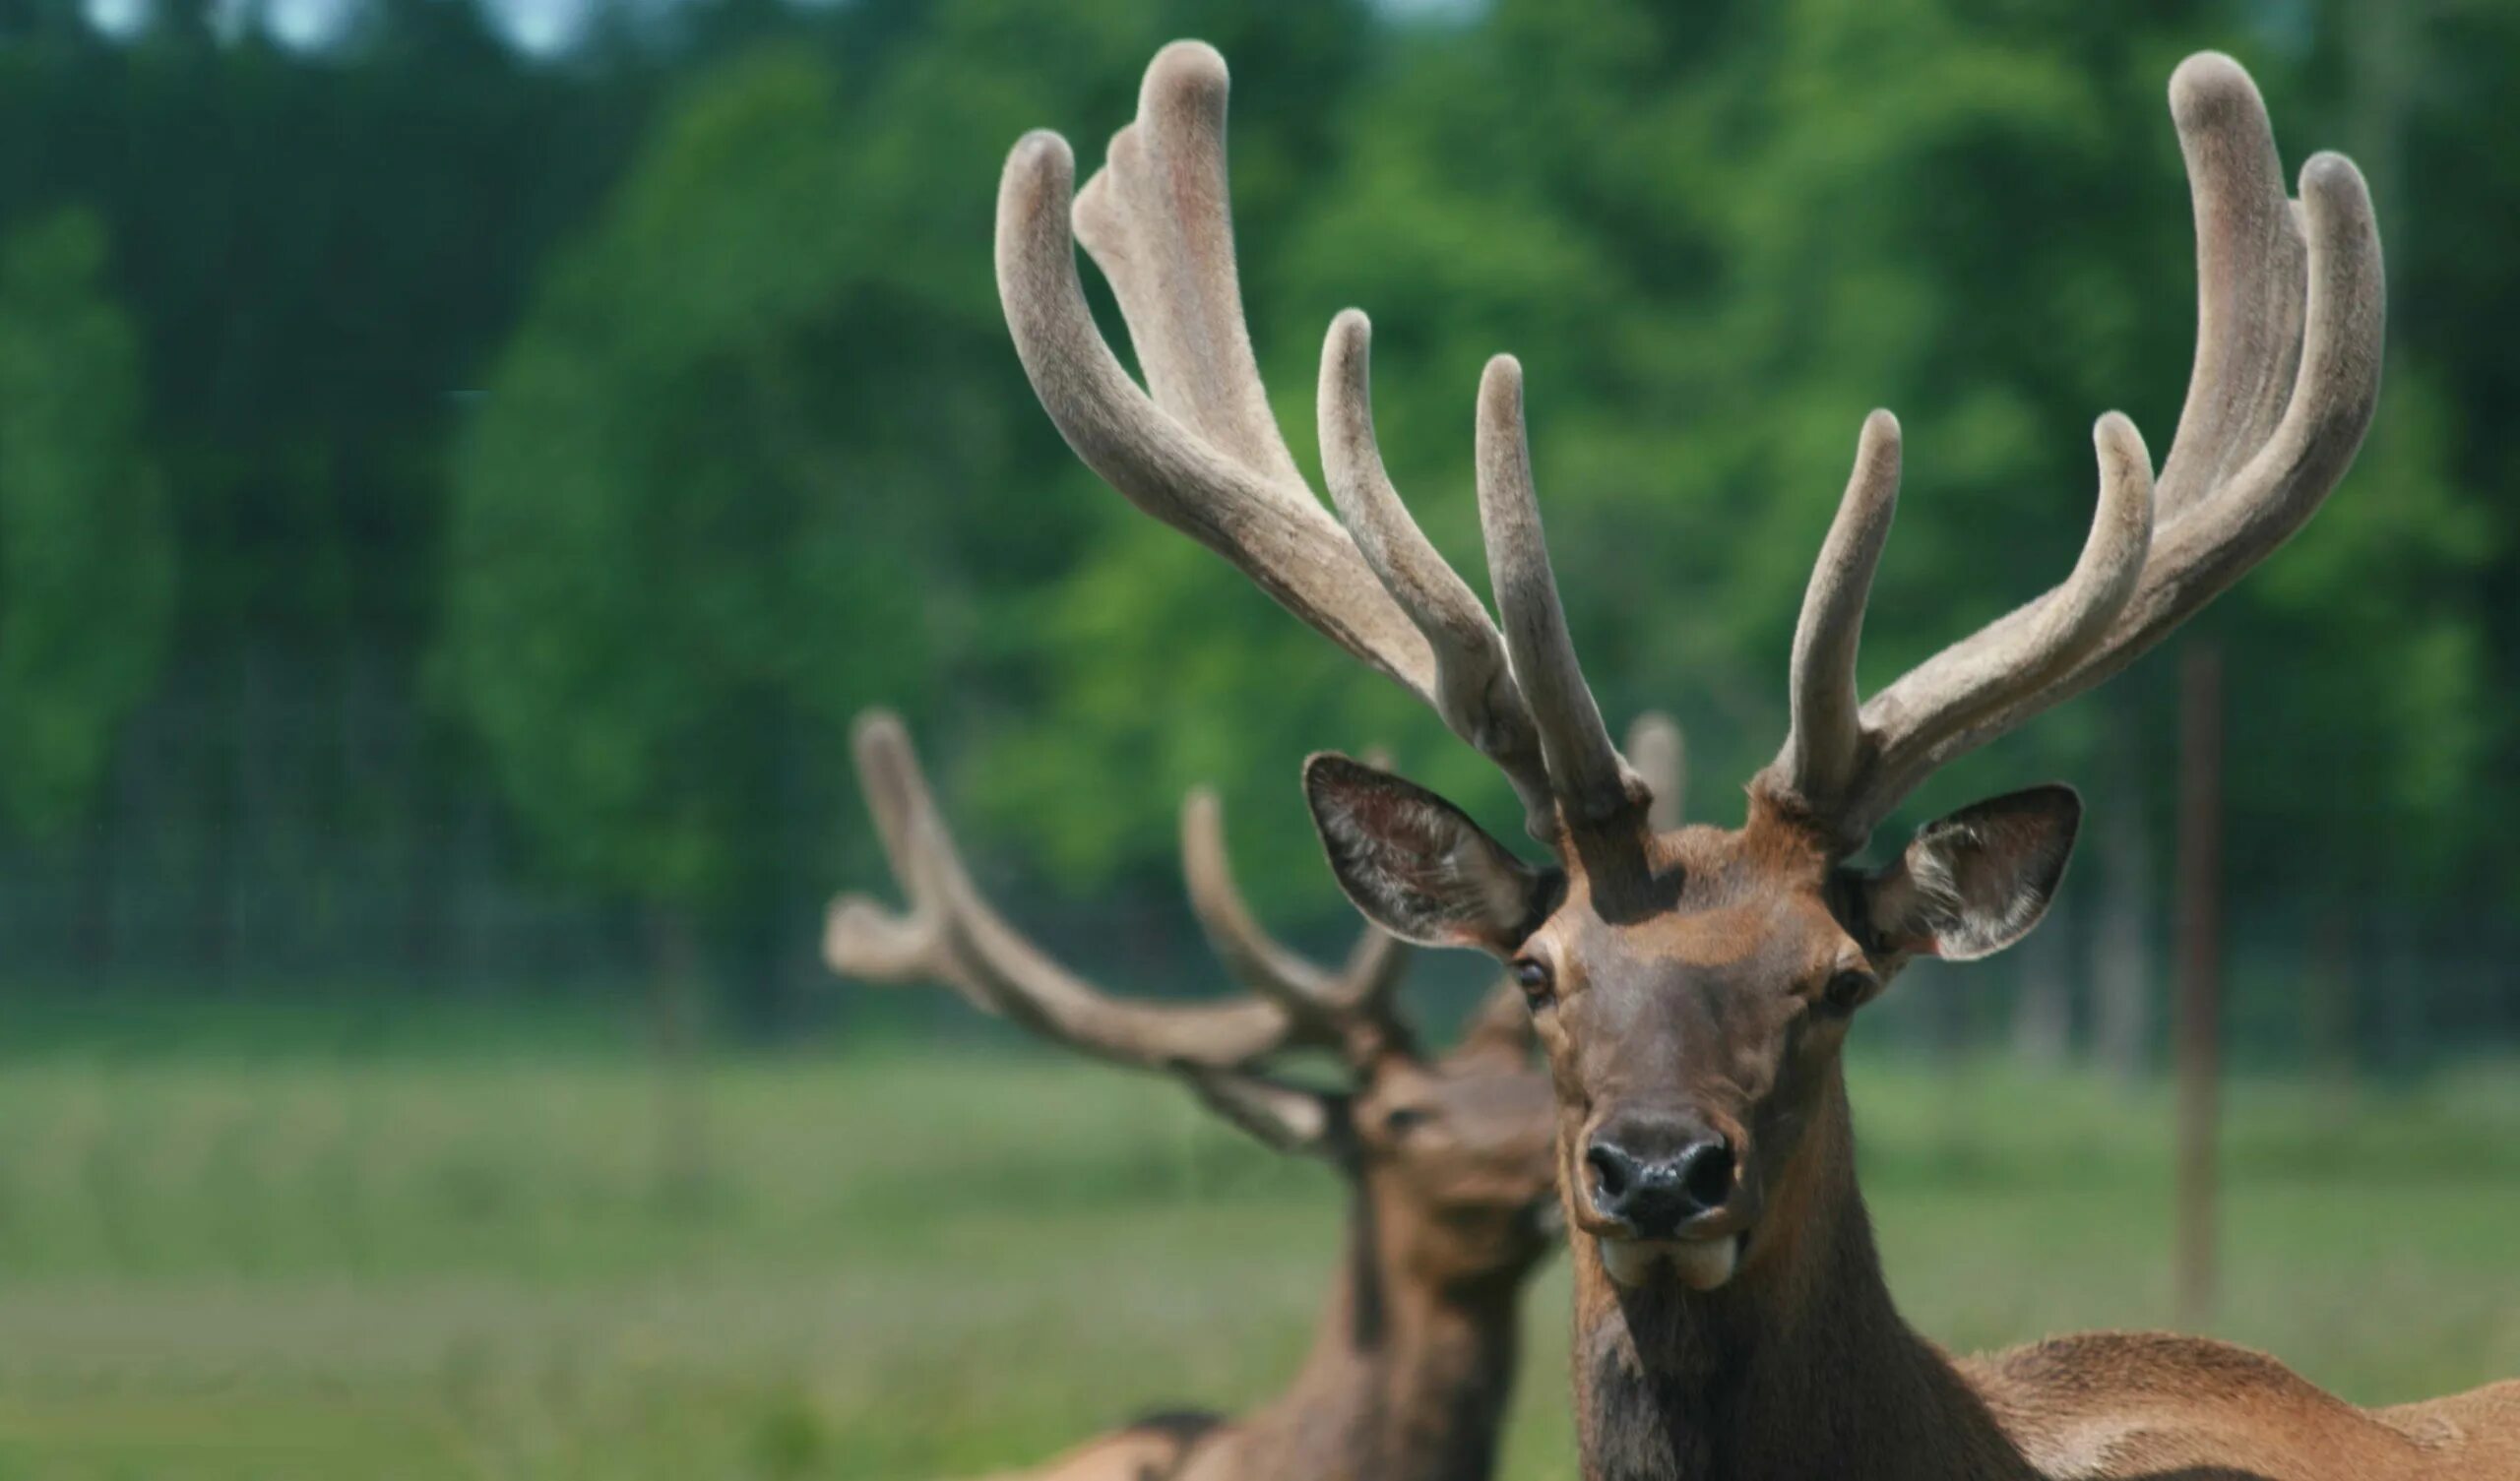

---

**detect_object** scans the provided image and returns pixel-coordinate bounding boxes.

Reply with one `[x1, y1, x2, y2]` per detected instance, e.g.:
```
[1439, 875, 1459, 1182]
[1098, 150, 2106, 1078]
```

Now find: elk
[831, 709, 1681, 1481]
[989, 39, 2520, 1481]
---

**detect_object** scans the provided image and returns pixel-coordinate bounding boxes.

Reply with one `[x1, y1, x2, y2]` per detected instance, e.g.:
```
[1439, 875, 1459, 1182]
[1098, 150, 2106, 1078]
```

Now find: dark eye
[1821, 970, 1874, 1015]
[1383, 1105, 1433, 1136]
[1512, 957, 1554, 1007]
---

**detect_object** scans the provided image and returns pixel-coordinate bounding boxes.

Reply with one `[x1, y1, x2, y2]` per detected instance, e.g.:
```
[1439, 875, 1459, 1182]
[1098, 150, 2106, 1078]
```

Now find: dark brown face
[1353, 1046, 1564, 1284]
[1305, 755, 2080, 1295]
[1510, 818, 1874, 1290]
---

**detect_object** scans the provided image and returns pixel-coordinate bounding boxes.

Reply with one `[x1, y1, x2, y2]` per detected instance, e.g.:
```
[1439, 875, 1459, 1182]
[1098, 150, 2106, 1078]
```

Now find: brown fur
[1524, 802, 2520, 1481]
[968, 1414, 1220, 1481]
[952, 1043, 1562, 1481]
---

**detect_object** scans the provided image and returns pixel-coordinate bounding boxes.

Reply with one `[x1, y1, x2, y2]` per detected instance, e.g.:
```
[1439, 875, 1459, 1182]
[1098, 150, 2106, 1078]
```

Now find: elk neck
[1571, 1063, 2034, 1481]
[1237, 1175, 1528, 1481]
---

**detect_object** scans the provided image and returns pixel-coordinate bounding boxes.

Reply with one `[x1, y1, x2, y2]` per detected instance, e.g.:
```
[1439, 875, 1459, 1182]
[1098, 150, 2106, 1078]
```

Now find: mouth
[1596, 1231, 1745, 1291]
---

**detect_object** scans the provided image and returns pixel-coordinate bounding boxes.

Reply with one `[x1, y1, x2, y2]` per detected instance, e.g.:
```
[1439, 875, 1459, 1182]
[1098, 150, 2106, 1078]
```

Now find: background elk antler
[827, 708, 1410, 1086]
[829, 703, 1681, 1104]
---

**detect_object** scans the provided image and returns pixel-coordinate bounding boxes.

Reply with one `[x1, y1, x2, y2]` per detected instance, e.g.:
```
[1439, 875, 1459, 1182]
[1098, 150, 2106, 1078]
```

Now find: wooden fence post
[2174, 642, 2224, 1327]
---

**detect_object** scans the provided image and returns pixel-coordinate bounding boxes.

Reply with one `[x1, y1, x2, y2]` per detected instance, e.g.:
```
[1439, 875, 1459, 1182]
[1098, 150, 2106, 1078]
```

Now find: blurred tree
[0, 0, 681, 981]
[0, 209, 172, 842]
[442, 49, 930, 1036]
[2332, 0, 2520, 908]
[0, 0, 2499, 1061]
[442, 0, 1380, 1029]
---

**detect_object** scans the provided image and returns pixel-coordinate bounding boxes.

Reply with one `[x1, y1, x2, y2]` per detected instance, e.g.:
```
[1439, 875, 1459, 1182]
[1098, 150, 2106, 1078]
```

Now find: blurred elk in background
[990, 39, 2520, 1481]
[833, 709, 1683, 1481]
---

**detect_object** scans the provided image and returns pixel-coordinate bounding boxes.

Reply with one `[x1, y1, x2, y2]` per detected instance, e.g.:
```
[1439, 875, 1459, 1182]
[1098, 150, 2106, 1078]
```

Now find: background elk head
[992, 43, 2379, 1296]
[825, 710, 1574, 1290]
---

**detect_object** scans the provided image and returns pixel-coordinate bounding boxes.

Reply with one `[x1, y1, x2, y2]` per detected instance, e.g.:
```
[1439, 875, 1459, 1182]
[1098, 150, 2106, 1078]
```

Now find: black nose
[1584, 1118, 1733, 1237]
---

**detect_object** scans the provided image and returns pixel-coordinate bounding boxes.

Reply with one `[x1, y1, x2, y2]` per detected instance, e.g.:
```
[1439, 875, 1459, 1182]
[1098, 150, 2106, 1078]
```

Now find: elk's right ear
[1303, 754, 1555, 955]
[1858, 784, 2082, 962]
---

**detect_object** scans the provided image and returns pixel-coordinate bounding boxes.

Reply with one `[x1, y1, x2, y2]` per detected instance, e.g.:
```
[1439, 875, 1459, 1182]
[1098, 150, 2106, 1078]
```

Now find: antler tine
[1847, 412, 2156, 817]
[1331, 922, 1412, 1022]
[1777, 411, 1901, 811]
[825, 710, 980, 1003]
[1320, 310, 1555, 833]
[2155, 52, 2310, 520]
[1072, 41, 1305, 490]
[1181, 784, 1413, 1055]
[996, 114, 1436, 704]
[1760, 52, 2381, 841]
[1625, 711, 1687, 831]
[827, 711, 1303, 1072]
[1477, 355, 1643, 831]
[1181, 785, 1345, 1008]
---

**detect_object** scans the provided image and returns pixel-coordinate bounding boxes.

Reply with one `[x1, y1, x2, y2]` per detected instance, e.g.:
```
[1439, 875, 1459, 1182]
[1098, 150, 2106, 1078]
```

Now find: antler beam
[829, 710, 1408, 1072]
[829, 711, 1305, 1069]
[1760, 52, 2382, 841]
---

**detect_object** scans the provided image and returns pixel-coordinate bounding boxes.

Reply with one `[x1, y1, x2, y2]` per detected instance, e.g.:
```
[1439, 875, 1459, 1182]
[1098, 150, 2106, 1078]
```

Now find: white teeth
[1596, 1234, 1742, 1291]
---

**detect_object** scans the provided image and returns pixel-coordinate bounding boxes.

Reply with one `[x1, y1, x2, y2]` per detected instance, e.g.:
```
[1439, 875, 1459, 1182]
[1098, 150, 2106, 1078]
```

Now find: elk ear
[1178, 1068, 1348, 1160]
[1303, 754, 1555, 955]
[1860, 785, 2081, 961]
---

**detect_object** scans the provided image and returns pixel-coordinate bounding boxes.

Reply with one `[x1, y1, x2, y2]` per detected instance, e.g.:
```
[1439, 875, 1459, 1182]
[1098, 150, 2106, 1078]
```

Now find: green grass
[0, 1037, 2514, 1480]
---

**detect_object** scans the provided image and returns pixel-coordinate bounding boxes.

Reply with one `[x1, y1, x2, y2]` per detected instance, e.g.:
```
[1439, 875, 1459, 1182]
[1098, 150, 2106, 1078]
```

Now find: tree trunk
[644, 902, 710, 1209]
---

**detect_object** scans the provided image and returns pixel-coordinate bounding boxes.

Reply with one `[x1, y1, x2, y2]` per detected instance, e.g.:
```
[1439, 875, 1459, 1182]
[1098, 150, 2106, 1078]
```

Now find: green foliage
[440, 1, 1386, 920]
[0, 0, 2506, 1023]
[0, 210, 172, 841]
[2233, 370, 2496, 885]
[441, 48, 940, 910]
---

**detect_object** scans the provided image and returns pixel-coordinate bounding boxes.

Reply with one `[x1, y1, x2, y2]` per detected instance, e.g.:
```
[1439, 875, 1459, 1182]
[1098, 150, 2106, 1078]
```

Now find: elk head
[826, 710, 1566, 1289]
[993, 45, 2379, 1292]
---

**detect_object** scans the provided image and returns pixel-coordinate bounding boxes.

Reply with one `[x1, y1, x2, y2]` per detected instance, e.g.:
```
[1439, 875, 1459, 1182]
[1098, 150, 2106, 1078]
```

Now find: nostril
[1585, 1142, 1637, 1204]
[1678, 1139, 1733, 1212]
[1587, 1125, 1731, 1233]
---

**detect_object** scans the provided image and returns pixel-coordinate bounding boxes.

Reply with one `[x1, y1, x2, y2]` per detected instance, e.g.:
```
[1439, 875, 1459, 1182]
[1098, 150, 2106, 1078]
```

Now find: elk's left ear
[1179, 1067, 1350, 1161]
[1303, 754, 1555, 955]
[1858, 785, 2081, 961]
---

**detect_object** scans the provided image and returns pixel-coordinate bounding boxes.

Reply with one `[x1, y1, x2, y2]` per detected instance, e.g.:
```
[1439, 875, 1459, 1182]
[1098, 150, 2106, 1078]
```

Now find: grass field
[0, 1020, 2514, 1480]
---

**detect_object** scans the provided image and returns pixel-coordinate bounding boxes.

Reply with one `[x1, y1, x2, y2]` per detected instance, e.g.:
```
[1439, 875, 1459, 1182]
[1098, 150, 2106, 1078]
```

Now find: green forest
[0, 0, 2512, 1070]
